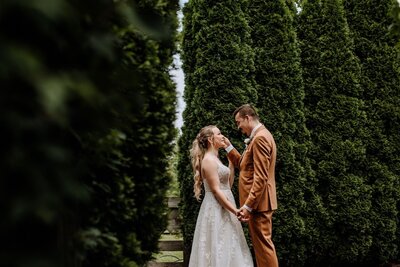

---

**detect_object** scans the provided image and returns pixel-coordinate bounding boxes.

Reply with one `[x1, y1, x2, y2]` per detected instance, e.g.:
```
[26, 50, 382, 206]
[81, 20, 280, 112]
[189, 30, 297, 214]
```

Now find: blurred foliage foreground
[0, 0, 178, 266]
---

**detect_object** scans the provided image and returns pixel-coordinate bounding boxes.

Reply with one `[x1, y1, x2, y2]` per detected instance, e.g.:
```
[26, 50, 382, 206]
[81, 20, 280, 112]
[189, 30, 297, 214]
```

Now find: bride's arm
[228, 159, 235, 188]
[202, 157, 238, 215]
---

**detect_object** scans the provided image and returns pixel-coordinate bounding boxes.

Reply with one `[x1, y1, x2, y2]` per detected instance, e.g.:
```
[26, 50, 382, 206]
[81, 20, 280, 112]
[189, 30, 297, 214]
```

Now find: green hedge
[179, 0, 400, 266]
[344, 0, 400, 263]
[178, 0, 256, 264]
[298, 0, 373, 265]
[247, 1, 323, 265]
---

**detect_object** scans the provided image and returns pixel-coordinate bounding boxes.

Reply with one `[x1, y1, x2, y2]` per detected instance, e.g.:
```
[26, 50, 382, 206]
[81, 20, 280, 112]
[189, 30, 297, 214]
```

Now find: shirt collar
[244, 123, 262, 146]
[249, 123, 262, 140]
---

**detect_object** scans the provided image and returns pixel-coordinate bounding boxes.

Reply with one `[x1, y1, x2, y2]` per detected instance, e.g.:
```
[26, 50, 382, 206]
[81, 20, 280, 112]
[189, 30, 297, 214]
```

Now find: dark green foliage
[178, 0, 256, 263]
[247, 0, 323, 265]
[343, 0, 400, 263]
[81, 2, 179, 265]
[392, 2, 400, 257]
[178, 2, 199, 263]
[0, 0, 178, 266]
[391, 1, 400, 47]
[298, 0, 373, 265]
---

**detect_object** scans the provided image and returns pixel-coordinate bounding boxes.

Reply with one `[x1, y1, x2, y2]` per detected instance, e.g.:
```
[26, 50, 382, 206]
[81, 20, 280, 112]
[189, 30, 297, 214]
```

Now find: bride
[188, 125, 254, 267]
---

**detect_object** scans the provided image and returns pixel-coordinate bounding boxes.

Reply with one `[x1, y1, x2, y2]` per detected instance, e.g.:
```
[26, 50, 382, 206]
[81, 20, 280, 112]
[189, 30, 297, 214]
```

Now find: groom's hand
[238, 207, 250, 222]
[221, 136, 231, 149]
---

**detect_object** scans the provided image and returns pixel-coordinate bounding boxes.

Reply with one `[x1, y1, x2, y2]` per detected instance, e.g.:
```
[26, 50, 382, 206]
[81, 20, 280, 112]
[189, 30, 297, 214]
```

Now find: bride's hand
[234, 209, 240, 217]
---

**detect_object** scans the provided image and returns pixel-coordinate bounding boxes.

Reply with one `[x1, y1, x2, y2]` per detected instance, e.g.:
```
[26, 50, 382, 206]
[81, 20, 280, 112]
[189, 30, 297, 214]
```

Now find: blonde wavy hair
[190, 125, 216, 201]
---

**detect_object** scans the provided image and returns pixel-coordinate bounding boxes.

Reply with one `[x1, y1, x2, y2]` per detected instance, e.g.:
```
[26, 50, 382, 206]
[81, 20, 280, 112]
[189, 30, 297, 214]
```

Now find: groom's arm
[226, 146, 241, 168]
[223, 138, 241, 168]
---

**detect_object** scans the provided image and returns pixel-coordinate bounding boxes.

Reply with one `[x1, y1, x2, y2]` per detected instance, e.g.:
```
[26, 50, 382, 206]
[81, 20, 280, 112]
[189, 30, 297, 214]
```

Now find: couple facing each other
[188, 104, 279, 267]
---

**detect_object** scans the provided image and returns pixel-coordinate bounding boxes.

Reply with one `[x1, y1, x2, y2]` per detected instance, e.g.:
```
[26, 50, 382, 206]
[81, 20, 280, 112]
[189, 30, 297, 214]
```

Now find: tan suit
[227, 125, 278, 267]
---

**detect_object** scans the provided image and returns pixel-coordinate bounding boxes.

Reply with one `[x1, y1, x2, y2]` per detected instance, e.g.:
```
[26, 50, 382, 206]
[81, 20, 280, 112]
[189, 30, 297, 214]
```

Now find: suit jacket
[227, 125, 277, 212]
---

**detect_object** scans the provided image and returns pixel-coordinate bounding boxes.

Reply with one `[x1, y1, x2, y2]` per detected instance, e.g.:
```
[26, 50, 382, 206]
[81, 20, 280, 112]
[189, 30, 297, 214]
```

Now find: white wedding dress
[188, 161, 254, 267]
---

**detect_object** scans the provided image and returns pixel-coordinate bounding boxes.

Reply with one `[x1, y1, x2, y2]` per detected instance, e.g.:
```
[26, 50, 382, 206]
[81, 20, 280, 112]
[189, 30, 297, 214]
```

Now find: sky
[170, 0, 188, 130]
[171, 51, 185, 129]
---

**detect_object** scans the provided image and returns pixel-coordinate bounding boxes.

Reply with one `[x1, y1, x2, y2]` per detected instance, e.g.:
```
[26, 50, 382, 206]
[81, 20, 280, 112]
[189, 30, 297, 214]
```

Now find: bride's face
[211, 127, 225, 149]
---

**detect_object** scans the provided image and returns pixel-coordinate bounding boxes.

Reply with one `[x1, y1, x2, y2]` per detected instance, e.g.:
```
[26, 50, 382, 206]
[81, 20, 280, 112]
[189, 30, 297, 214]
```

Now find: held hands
[237, 207, 250, 223]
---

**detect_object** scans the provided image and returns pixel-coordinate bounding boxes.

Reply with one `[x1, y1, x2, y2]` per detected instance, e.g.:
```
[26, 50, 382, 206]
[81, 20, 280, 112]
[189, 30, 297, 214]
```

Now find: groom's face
[235, 113, 250, 136]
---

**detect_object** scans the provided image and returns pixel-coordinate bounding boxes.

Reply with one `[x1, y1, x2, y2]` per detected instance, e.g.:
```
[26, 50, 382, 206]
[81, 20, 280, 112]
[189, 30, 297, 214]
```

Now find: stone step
[165, 197, 181, 234]
[147, 198, 183, 267]
[159, 240, 183, 251]
[166, 197, 180, 208]
[147, 249, 183, 267]
[147, 262, 183, 267]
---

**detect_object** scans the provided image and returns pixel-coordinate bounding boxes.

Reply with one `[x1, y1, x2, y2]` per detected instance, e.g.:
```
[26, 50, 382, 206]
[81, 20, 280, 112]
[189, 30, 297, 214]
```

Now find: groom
[223, 104, 279, 267]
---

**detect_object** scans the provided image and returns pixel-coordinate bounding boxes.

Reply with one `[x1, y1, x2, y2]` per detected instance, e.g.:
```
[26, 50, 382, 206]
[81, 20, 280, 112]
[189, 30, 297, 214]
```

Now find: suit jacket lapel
[239, 125, 266, 165]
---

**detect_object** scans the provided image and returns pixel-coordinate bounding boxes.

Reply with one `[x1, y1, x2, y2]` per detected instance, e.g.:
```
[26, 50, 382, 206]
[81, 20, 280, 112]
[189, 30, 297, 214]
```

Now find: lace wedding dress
[188, 161, 254, 267]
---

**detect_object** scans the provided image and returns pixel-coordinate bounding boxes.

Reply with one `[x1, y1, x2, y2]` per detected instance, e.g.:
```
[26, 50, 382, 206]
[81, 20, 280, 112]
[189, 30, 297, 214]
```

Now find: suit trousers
[248, 210, 278, 267]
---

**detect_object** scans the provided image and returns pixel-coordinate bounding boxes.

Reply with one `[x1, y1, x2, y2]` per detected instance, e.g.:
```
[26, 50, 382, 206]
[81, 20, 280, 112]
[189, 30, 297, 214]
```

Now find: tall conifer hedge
[298, 0, 372, 265]
[247, 1, 324, 265]
[344, 0, 400, 264]
[178, 0, 256, 264]
[179, 0, 400, 265]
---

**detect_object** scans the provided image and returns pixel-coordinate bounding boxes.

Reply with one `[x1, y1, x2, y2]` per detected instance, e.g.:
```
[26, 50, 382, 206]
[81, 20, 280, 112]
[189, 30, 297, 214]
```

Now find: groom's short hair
[233, 104, 259, 120]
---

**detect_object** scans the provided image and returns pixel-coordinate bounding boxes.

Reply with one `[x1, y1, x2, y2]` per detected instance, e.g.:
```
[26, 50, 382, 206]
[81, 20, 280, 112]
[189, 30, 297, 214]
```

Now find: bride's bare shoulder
[201, 154, 218, 169]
